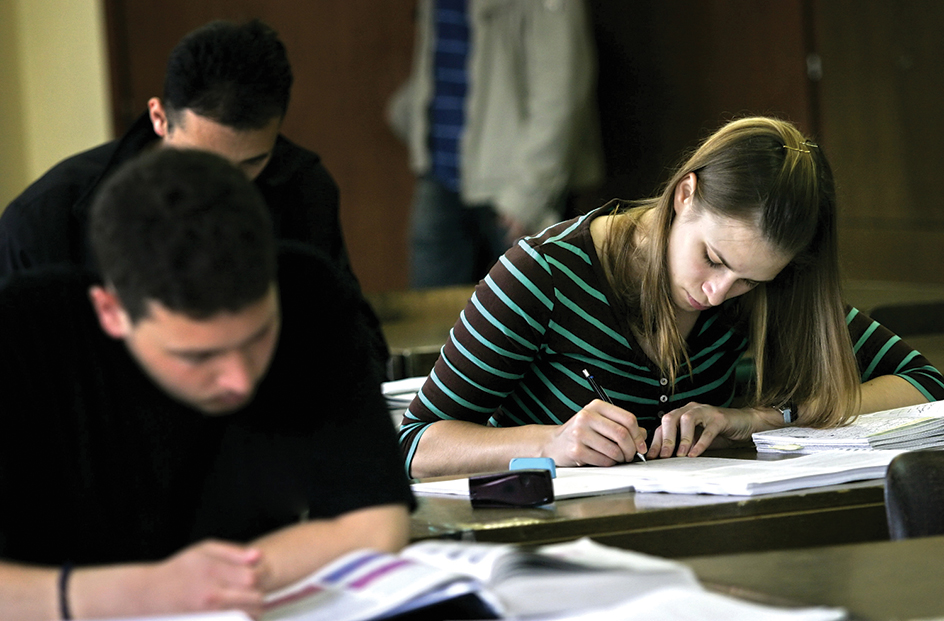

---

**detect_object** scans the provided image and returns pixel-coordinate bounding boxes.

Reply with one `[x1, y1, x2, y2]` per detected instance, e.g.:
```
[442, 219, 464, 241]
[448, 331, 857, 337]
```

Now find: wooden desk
[681, 535, 944, 621]
[394, 281, 943, 556]
[411, 451, 889, 558]
[366, 286, 473, 379]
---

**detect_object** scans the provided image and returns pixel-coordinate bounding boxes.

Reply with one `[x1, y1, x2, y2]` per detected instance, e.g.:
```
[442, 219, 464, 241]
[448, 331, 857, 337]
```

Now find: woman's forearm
[857, 375, 929, 415]
[410, 420, 555, 478]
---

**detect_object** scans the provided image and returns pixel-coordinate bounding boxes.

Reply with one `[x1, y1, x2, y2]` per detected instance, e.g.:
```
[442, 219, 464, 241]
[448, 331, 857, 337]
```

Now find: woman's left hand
[646, 402, 763, 459]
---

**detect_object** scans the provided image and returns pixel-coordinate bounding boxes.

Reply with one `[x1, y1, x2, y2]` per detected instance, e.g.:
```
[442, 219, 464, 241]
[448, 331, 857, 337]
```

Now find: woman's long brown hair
[601, 117, 859, 427]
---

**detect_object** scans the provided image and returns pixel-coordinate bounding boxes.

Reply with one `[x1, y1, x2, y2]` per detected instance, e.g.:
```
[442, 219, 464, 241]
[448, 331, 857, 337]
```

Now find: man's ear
[89, 285, 132, 339]
[673, 172, 698, 217]
[147, 97, 169, 138]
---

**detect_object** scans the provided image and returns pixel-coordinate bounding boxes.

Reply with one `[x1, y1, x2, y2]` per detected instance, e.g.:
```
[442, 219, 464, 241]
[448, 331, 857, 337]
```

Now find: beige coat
[389, 0, 605, 231]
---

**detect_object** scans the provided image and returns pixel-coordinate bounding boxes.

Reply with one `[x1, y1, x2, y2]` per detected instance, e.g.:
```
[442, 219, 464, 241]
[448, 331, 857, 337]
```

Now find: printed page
[401, 539, 636, 584]
[411, 457, 748, 499]
[556, 456, 745, 477]
[262, 549, 493, 621]
[626, 451, 899, 495]
[400, 539, 706, 618]
[412, 451, 895, 499]
[552, 457, 753, 496]
[400, 540, 518, 583]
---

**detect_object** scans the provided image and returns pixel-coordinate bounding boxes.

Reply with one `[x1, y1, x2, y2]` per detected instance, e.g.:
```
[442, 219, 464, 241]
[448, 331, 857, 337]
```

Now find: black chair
[868, 300, 944, 338]
[884, 450, 944, 540]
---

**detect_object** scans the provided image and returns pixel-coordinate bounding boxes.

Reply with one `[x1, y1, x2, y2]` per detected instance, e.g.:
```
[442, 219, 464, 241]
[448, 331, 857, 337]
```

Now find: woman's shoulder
[518, 208, 606, 263]
[494, 209, 613, 308]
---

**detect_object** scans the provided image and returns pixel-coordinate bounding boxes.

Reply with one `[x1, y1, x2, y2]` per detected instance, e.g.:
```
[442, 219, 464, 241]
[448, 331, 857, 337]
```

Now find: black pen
[581, 368, 647, 463]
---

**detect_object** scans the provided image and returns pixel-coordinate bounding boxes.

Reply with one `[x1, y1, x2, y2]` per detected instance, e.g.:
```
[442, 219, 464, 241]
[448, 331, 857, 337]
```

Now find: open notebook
[753, 400, 944, 453]
[412, 451, 899, 498]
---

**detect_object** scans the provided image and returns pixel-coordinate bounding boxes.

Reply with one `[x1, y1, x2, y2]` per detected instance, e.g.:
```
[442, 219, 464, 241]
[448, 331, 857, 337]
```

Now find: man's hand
[148, 540, 267, 615]
[544, 399, 648, 466]
[72, 540, 267, 620]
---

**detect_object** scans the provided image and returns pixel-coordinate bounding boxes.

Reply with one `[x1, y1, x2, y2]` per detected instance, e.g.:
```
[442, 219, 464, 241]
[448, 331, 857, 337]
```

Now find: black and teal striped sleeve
[397, 238, 556, 472]
[847, 306, 944, 401]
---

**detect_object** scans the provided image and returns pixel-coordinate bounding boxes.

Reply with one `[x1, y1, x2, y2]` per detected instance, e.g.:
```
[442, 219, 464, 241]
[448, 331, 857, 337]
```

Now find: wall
[103, 0, 417, 292]
[6, 1, 944, 287]
[588, 0, 813, 205]
[0, 0, 112, 210]
[0, 0, 28, 209]
[816, 0, 944, 284]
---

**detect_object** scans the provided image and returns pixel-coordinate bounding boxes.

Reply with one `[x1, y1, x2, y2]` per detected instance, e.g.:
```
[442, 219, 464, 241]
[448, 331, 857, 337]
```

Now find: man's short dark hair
[163, 19, 293, 130]
[90, 149, 277, 322]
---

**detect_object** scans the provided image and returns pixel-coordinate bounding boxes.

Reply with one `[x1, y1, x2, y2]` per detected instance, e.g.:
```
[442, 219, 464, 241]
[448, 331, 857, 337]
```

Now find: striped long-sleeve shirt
[399, 209, 944, 472]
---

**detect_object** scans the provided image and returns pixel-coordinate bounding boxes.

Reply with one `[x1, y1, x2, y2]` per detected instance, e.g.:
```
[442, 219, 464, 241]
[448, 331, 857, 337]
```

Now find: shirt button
[660, 378, 668, 386]
[659, 395, 668, 403]
[657, 411, 665, 417]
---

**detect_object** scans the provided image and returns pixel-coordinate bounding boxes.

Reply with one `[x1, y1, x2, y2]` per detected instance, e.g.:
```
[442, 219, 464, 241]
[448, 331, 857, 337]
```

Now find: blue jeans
[409, 176, 512, 288]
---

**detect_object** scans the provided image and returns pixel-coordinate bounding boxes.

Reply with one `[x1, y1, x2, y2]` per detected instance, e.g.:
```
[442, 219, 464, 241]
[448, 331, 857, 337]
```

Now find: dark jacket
[0, 112, 390, 376]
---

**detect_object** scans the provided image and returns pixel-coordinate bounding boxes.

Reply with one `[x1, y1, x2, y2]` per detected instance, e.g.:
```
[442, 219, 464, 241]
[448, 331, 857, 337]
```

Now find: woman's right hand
[544, 399, 648, 466]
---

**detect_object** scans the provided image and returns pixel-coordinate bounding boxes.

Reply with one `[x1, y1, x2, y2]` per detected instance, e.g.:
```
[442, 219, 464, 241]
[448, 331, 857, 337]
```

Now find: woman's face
[667, 173, 793, 313]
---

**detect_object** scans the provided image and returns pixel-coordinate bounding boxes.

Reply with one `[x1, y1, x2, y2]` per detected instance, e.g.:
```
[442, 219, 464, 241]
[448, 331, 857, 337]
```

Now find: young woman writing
[399, 117, 944, 478]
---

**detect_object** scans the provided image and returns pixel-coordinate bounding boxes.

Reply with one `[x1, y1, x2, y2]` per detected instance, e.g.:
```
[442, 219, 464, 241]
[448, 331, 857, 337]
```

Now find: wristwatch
[775, 403, 797, 424]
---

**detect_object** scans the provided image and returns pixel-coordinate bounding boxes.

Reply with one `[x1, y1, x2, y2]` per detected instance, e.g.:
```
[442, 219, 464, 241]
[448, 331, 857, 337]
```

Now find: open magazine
[259, 538, 846, 621]
[93, 540, 846, 621]
[262, 538, 698, 620]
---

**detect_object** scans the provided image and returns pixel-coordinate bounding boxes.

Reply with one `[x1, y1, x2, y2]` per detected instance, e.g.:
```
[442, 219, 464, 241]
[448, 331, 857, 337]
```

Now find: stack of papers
[412, 452, 899, 498]
[381, 376, 426, 426]
[752, 400, 944, 453]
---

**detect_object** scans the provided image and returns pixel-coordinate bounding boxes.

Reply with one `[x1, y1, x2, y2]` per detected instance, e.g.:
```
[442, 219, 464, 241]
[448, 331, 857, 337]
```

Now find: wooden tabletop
[681, 535, 944, 620]
[366, 285, 473, 352]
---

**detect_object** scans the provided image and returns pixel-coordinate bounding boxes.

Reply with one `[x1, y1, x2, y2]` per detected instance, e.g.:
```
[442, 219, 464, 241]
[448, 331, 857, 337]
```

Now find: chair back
[884, 450, 944, 540]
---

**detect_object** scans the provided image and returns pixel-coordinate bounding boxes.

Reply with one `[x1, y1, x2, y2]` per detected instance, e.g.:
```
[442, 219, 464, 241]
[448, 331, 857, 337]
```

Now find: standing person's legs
[471, 206, 514, 282]
[409, 176, 478, 288]
[471, 192, 568, 280]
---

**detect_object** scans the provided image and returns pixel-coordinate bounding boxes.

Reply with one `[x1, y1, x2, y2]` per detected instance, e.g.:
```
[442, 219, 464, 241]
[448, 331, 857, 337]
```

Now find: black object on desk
[469, 469, 554, 508]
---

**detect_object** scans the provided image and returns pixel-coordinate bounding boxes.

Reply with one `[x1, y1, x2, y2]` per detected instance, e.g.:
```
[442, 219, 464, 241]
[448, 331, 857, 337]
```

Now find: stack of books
[752, 400, 944, 454]
[381, 376, 425, 427]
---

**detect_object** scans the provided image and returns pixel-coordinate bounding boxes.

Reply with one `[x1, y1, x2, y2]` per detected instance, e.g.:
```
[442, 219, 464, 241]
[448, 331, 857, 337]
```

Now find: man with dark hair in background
[0, 18, 389, 376]
[0, 148, 413, 619]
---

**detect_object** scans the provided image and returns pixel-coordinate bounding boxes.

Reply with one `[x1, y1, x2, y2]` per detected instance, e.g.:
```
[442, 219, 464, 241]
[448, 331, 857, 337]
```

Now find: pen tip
[581, 368, 591, 378]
